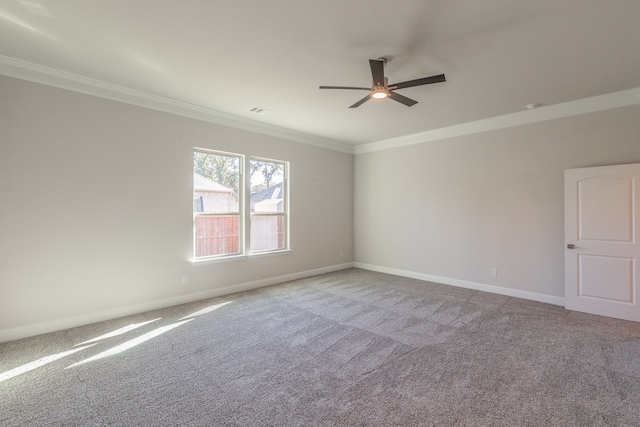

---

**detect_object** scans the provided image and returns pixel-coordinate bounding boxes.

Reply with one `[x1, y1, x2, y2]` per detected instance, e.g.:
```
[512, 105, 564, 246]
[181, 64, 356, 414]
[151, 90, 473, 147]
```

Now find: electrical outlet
[181, 275, 189, 285]
[490, 268, 497, 277]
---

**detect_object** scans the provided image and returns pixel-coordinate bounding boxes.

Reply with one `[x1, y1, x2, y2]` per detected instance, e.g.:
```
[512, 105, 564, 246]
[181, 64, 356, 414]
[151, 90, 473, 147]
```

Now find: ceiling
[1, 0, 639, 146]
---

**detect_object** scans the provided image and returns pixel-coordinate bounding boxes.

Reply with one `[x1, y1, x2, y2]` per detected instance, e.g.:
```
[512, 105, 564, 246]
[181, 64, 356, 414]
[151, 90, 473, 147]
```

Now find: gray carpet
[2, 268, 640, 426]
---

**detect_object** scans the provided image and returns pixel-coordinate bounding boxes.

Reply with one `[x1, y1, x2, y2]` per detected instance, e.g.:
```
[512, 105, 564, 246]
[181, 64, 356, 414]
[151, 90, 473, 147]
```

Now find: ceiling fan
[319, 58, 445, 108]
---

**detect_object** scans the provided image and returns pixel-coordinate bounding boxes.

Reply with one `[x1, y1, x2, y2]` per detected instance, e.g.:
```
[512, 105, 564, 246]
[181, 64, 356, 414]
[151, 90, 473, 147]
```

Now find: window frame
[193, 148, 244, 260]
[248, 156, 290, 255]
[192, 149, 290, 262]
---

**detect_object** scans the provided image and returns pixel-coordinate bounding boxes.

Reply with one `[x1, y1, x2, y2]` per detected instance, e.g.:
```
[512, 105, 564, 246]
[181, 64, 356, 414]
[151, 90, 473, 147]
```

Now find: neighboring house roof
[250, 182, 284, 211]
[250, 181, 283, 203]
[194, 172, 234, 193]
[251, 182, 283, 203]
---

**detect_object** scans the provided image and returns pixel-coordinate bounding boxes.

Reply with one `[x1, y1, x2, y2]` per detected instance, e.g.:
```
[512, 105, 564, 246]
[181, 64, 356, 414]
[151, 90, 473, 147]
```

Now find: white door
[565, 163, 640, 322]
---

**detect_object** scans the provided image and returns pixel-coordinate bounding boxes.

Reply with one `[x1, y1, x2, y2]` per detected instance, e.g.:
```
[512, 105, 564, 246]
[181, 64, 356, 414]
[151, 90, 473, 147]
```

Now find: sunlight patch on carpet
[66, 319, 194, 369]
[0, 344, 96, 383]
[178, 301, 233, 320]
[74, 318, 162, 347]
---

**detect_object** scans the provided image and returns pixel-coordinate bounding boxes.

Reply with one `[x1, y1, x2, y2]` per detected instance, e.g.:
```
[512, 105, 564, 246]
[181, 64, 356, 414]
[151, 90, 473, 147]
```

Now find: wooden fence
[195, 214, 284, 257]
[250, 214, 284, 251]
[195, 215, 239, 257]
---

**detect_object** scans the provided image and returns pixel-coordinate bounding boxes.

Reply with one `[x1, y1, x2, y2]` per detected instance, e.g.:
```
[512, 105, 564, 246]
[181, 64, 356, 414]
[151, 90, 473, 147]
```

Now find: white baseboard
[353, 262, 565, 307]
[0, 262, 354, 343]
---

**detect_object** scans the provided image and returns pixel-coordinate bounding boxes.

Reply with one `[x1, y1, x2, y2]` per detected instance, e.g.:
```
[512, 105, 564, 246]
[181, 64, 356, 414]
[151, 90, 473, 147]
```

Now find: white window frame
[192, 149, 290, 262]
[248, 156, 290, 255]
[193, 148, 244, 260]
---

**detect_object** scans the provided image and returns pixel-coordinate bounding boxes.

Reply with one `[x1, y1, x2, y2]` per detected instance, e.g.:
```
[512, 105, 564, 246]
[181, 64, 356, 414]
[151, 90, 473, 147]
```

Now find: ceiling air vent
[249, 107, 271, 116]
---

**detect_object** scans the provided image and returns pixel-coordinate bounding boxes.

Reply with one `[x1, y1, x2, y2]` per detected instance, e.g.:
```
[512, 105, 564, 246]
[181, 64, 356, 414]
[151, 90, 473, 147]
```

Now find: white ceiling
[1, 0, 639, 146]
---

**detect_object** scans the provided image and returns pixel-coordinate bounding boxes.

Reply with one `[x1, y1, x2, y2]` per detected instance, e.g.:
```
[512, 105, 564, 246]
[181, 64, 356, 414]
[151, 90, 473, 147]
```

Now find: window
[193, 150, 242, 258]
[250, 158, 287, 252]
[193, 149, 289, 260]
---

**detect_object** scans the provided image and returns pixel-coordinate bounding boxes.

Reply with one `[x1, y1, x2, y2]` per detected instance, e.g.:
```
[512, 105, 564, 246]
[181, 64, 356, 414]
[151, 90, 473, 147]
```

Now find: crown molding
[355, 86, 640, 154]
[0, 54, 354, 155]
[3, 54, 638, 157]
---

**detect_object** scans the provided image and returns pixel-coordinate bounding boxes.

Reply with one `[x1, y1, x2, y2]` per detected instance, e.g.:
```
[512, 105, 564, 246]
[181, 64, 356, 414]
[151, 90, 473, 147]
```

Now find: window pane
[250, 160, 286, 252]
[194, 151, 241, 257]
[195, 215, 240, 257]
[250, 214, 285, 251]
[194, 152, 239, 214]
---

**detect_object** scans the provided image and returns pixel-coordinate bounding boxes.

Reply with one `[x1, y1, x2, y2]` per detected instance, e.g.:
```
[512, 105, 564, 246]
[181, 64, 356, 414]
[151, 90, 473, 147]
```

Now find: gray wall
[0, 75, 353, 336]
[3, 71, 638, 340]
[354, 104, 640, 300]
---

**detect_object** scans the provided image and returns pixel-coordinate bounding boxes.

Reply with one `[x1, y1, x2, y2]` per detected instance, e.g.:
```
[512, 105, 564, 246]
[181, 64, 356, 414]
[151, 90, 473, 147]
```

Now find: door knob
[567, 244, 576, 249]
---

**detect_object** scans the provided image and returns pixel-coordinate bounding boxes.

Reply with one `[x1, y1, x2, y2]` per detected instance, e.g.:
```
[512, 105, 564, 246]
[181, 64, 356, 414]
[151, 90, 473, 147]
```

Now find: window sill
[191, 249, 292, 264]
[191, 254, 248, 265]
[249, 249, 292, 259]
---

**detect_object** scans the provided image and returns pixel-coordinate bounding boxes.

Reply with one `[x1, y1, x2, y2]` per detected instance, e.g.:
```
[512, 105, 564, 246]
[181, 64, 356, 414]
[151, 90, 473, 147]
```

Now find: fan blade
[319, 86, 371, 90]
[388, 74, 446, 90]
[388, 91, 418, 107]
[369, 59, 385, 86]
[349, 94, 371, 108]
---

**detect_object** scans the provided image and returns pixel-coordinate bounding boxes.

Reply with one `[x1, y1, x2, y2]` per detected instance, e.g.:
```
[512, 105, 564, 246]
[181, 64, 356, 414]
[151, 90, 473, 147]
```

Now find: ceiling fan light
[371, 88, 388, 99]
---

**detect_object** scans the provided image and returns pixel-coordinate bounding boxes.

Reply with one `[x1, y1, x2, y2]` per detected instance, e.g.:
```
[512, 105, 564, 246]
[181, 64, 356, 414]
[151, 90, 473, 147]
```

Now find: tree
[250, 160, 283, 190]
[194, 152, 239, 194]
